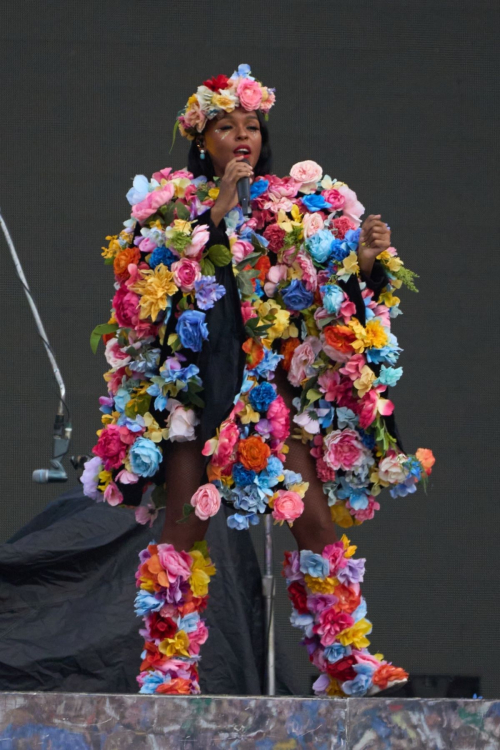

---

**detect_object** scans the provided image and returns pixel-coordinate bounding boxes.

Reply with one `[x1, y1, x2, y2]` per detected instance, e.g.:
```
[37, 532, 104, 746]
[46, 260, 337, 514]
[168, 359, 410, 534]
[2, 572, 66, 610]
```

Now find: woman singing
[83, 63, 434, 697]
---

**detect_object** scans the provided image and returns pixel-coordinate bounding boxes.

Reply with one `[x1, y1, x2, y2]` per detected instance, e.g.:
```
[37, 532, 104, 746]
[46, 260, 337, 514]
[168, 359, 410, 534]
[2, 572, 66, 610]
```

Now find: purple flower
[135, 503, 159, 527]
[80, 456, 102, 500]
[194, 276, 226, 311]
[337, 557, 366, 585]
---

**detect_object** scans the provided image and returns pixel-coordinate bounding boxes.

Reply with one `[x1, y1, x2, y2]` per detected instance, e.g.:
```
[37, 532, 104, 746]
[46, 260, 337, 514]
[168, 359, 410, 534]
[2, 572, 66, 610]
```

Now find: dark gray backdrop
[1, 0, 499, 696]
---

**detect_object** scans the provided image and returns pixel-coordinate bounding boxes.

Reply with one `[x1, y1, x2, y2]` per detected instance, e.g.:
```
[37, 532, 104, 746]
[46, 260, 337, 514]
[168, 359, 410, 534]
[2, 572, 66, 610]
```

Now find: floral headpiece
[174, 63, 276, 143]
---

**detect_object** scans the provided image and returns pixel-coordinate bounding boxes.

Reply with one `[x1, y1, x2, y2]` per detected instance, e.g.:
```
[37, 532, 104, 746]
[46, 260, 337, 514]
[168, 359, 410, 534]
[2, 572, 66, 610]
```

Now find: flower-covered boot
[134, 540, 216, 694]
[283, 537, 408, 697]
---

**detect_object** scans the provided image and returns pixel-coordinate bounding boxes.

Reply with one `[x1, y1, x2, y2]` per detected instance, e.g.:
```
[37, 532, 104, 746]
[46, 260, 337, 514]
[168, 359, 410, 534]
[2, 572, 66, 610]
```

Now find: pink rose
[137, 237, 157, 254]
[171, 258, 201, 292]
[157, 543, 193, 583]
[332, 215, 356, 238]
[263, 264, 287, 296]
[339, 354, 366, 381]
[104, 338, 131, 369]
[272, 490, 304, 523]
[131, 184, 175, 222]
[294, 252, 317, 292]
[190, 483, 221, 521]
[204, 420, 240, 468]
[166, 399, 199, 442]
[317, 370, 342, 401]
[241, 300, 258, 323]
[340, 298, 356, 322]
[323, 542, 347, 576]
[113, 286, 140, 328]
[337, 184, 365, 228]
[103, 481, 123, 506]
[115, 469, 139, 484]
[322, 189, 345, 210]
[267, 174, 300, 199]
[93, 424, 128, 471]
[290, 160, 323, 185]
[106, 366, 127, 396]
[152, 167, 173, 182]
[378, 452, 407, 484]
[182, 103, 207, 133]
[267, 396, 290, 441]
[314, 608, 354, 647]
[231, 239, 254, 263]
[302, 211, 324, 237]
[236, 78, 263, 110]
[288, 337, 322, 387]
[184, 225, 209, 260]
[260, 90, 276, 113]
[188, 620, 209, 654]
[323, 429, 365, 472]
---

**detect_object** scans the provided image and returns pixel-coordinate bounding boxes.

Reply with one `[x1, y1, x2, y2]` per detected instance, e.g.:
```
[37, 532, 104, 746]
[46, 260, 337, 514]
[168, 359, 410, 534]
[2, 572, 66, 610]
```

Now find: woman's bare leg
[274, 366, 337, 553]
[158, 437, 210, 550]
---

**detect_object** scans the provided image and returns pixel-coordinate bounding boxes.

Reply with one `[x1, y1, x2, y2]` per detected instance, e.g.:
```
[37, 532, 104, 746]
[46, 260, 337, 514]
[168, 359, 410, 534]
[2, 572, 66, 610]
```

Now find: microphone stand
[263, 514, 276, 695]
[0, 209, 72, 482]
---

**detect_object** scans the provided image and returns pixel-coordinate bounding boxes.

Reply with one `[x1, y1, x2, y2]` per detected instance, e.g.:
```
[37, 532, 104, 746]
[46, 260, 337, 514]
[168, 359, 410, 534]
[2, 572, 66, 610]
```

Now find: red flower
[287, 581, 309, 615]
[263, 224, 286, 253]
[202, 74, 229, 92]
[148, 613, 177, 641]
[325, 655, 357, 682]
[255, 256, 271, 283]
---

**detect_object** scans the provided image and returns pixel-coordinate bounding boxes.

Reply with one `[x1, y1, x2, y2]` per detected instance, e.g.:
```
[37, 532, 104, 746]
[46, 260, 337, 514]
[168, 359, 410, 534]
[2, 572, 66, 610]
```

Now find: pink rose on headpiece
[302, 211, 324, 238]
[272, 490, 304, 523]
[260, 90, 276, 113]
[190, 483, 221, 521]
[237, 78, 263, 110]
[337, 184, 365, 227]
[132, 184, 176, 222]
[290, 160, 323, 186]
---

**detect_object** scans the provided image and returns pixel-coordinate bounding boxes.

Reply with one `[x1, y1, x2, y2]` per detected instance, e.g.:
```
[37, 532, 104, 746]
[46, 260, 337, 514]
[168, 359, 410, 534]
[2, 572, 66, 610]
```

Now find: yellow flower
[130, 266, 178, 322]
[208, 187, 220, 200]
[336, 618, 372, 649]
[101, 235, 122, 260]
[171, 178, 192, 199]
[239, 403, 261, 424]
[158, 630, 190, 658]
[288, 481, 309, 498]
[212, 93, 236, 111]
[353, 365, 376, 397]
[337, 251, 359, 277]
[304, 574, 339, 594]
[330, 503, 356, 527]
[290, 203, 303, 222]
[378, 291, 401, 308]
[276, 209, 302, 234]
[340, 534, 357, 558]
[365, 320, 388, 349]
[189, 549, 216, 597]
[326, 677, 346, 697]
[143, 412, 169, 443]
[267, 308, 292, 340]
[98, 469, 112, 491]
[170, 219, 192, 234]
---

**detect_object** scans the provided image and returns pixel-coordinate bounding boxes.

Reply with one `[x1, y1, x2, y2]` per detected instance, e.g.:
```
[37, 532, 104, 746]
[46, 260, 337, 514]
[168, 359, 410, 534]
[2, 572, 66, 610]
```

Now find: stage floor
[0, 692, 499, 748]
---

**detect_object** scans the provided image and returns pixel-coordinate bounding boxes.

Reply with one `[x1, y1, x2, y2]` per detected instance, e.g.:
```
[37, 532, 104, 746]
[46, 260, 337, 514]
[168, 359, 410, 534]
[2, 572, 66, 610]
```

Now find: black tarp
[0, 488, 280, 695]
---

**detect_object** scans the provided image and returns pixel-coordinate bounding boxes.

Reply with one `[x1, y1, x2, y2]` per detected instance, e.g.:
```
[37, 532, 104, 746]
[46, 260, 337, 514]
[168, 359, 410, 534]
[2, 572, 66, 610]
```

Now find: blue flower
[299, 550, 330, 579]
[281, 279, 314, 310]
[126, 174, 149, 206]
[341, 673, 372, 697]
[290, 611, 314, 635]
[324, 643, 351, 663]
[254, 350, 282, 379]
[344, 228, 361, 251]
[257, 456, 284, 489]
[233, 485, 268, 514]
[176, 310, 209, 352]
[250, 179, 269, 199]
[194, 276, 226, 311]
[249, 382, 277, 412]
[321, 283, 344, 315]
[358, 429, 376, 450]
[336, 407, 358, 429]
[149, 245, 178, 269]
[305, 229, 334, 264]
[330, 238, 351, 262]
[134, 590, 163, 616]
[232, 463, 256, 487]
[139, 670, 170, 695]
[389, 479, 417, 498]
[283, 470, 302, 488]
[231, 63, 253, 79]
[227, 512, 259, 530]
[351, 597, 368, 622]
[129, 347, 162, 377]
[301, 194, 332, 212]
[177, 612, 200, 633]
[375, 365, 403, 387]
[129, 437, 162, 477]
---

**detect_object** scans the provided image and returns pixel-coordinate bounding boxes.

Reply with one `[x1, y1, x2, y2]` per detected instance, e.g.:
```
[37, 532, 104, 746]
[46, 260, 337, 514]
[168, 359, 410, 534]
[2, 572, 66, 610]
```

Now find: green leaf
[163, 202, 175, 226]
[175, 201, 190, 221]
[104, 257, 114, 266]
[176, 503, 195, 524]
[306, 388, 322, 403]
[236, 251, 263, 270]
[200, 257, 216, 276]
[169, 119, 179, 155]
[208, 244, 232, 267]
[236, 271, 255, 296]
[393, 265, 420, 293]
[151, 484, 167, 509]
[192, 540, 209, 556]
[90, 323, 118, 354]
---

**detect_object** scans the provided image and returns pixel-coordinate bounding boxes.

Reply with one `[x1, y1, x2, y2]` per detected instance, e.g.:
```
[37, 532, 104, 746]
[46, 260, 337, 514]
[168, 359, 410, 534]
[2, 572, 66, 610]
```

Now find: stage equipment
[0, 210, 72, 482]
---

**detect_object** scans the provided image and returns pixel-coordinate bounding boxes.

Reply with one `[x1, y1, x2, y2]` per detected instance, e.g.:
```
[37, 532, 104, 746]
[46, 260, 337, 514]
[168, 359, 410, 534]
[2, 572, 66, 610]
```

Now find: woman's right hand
[211, 156, 254, 226]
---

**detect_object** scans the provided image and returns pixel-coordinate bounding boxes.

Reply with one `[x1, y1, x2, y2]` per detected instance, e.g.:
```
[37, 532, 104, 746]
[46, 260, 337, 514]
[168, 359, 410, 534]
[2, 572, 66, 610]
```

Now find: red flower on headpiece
[203, 74, 230, 92]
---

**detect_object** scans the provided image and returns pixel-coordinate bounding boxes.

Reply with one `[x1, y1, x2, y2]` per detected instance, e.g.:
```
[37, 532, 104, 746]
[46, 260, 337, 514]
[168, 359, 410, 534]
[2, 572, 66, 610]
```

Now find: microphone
[33, 460, 68, 484]
[237, 157, 252, 217]
[32, 414, 71, 483]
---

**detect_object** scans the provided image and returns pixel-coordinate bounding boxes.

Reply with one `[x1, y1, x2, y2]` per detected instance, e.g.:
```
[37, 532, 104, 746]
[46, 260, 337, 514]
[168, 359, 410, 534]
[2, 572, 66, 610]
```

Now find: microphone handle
[237, 158, 251, 217]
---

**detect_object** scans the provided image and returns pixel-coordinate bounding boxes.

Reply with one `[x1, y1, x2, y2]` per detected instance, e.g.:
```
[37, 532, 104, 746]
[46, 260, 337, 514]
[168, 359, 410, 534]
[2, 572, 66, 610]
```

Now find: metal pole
[263, 514, 275, 695]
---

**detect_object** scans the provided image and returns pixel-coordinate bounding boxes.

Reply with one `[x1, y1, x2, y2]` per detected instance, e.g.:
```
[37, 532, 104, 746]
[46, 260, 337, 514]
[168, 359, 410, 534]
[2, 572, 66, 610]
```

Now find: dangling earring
[199, 146, 206, 160]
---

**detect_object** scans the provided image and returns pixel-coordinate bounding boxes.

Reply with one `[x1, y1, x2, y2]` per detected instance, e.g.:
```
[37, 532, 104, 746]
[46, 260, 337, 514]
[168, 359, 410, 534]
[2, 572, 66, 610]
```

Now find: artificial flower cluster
[82, 157, 434, 530]
[176, 63, 275, 141]
[283, 539, 409, 697]
[134, 540, 216, 694]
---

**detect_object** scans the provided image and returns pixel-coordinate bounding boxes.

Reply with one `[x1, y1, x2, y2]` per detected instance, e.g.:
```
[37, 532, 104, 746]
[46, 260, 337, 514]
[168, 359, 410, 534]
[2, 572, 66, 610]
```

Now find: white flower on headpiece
[196, 85, 215, 111]
[230, 63, 254, 80]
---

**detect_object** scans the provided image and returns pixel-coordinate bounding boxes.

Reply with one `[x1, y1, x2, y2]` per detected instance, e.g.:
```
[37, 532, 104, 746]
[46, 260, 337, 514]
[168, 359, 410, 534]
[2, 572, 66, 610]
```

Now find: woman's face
[201, 107, 262, 177]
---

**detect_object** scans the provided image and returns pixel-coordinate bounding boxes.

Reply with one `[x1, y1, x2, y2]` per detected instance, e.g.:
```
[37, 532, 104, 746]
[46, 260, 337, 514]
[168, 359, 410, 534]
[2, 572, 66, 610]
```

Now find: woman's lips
[234, 147, 251, 155]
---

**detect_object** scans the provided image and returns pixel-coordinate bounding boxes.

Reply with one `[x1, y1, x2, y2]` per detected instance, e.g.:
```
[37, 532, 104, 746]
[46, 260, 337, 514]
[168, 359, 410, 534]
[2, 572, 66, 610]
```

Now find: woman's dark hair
[187, 110, 273, 179]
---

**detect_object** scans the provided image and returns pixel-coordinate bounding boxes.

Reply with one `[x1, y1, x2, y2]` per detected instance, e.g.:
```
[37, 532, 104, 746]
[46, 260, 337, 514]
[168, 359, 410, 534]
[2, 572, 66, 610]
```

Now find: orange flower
[113, 246, 140, 281]
[416, 448, 435, 476]
[323, 325, 356, 354]
[372, 663, 409, 689]
[156, 677, 193, 694]
[140, 641, 166, 672]
[334, 583, 361, 614]
[242, 337, 264, 368]
[137, 546, 170, 591]
[280, 338, 301, 371]
[255, 255, 271, 283]
[238, 435, 271, 472]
